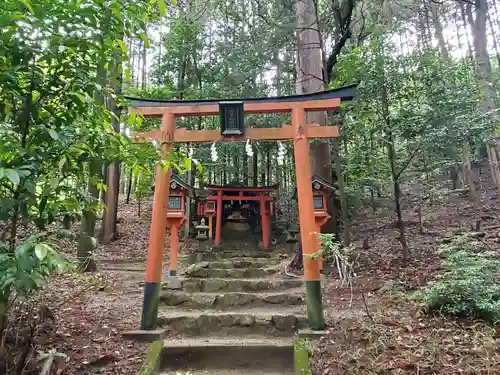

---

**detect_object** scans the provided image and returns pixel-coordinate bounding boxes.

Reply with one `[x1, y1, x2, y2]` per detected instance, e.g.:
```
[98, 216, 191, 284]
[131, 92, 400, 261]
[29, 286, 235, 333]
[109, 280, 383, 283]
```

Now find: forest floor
[313, 190, 500, 374]
[6, 186, 500, 374]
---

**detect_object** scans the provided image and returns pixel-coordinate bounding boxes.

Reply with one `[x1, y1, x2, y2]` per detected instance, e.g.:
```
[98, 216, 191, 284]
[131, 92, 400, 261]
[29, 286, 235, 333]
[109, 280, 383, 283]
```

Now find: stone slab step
[207, 259, 277, 269]
[165, 277, 303, 293]
[185, 265, 276, 279]
[157, 307, 307, 336]
[160, 337, 294, 375]
[190, 250, 273, 261]
[160, 290, 304, 309]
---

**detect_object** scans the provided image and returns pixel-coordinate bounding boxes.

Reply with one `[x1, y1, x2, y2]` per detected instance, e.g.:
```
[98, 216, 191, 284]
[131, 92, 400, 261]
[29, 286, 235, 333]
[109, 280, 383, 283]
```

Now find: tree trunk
[102, 48, 123, 244]
[141, 34, 147, 88]
[252, 146, 258, 186]
[295, 0, 336, 233]
[243, 149, 248, 185]
[78, 158, 100, 272]
[431, 2, 449, 60]
[266, 148, 271, 185]
[78, 12, 109, 268]
[332, 137, 350, 247]
[462, 138, 478, 201]
[381, 81, 410, 262]
[126, 168, 133, 203]
[468, 0, 498, 190]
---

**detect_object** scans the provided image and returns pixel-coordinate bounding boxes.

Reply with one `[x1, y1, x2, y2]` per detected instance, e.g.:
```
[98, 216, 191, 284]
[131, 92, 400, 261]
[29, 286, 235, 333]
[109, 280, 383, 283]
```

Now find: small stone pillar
[285, 228, 300, 254]
[195, 219, 210, 252]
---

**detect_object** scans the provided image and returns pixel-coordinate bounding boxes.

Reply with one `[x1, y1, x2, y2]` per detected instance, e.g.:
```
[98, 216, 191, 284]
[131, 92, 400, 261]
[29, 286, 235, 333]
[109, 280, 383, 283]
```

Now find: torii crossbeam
[128, 84, 356, 332]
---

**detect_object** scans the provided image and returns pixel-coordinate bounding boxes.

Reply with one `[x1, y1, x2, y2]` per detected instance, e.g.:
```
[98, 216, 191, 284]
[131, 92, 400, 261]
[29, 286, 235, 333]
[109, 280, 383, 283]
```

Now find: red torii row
[198, 185, 276, 249]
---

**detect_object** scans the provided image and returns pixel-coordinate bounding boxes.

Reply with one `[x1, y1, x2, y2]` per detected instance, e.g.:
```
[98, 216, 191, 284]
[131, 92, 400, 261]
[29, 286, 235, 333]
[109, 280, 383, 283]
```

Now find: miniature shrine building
[196, 183, 277, 249]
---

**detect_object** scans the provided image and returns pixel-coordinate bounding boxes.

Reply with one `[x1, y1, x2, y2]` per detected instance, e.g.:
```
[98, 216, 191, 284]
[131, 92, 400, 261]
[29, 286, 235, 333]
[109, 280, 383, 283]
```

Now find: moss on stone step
[160, 291, 304, 309]
[157, 311, 307, 336]
[294, 338, 312, 375]
[185, 263, 276, 278]
[139, 340, 163, 375]
[178, 278, 303, 293]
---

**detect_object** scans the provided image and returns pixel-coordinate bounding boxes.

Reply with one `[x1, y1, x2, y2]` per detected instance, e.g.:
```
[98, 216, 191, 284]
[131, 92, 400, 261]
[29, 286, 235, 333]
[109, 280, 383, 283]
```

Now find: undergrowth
[415, 236, 500, 323]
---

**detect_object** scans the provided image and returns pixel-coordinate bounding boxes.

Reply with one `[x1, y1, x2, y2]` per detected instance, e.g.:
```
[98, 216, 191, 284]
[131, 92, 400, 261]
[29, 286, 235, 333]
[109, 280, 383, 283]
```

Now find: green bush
[416, 236, 500, 323]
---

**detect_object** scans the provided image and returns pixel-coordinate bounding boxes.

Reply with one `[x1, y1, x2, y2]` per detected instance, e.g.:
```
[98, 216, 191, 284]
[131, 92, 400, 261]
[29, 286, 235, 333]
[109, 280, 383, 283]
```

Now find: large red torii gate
[129, 84, 356, 332]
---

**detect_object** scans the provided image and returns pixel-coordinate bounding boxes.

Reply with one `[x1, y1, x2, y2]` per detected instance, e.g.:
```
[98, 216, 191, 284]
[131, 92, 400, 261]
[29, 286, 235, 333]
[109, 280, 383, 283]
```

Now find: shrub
[416, 236, 500, 323]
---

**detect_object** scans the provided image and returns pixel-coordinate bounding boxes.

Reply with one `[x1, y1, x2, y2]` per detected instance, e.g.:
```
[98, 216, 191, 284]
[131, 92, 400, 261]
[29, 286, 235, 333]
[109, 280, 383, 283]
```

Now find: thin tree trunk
[126, 168, 133, 203]
[78, 158, 100, 271]
[462, 138, 478, 201]
[382, 82, 410, 262]
[253, 146, 258, 186]
[102, 47, 123, 244]
[332, 138, 350, 247]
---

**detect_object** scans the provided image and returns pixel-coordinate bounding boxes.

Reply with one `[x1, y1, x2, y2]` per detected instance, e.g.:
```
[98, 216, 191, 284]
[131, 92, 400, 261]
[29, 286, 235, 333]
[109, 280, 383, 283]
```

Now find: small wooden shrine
[196, 183, 277, 249]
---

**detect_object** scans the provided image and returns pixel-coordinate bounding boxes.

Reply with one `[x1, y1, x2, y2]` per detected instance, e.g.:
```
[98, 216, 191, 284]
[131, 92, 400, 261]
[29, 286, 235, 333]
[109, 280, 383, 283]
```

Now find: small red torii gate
[129, 84, 356, 332]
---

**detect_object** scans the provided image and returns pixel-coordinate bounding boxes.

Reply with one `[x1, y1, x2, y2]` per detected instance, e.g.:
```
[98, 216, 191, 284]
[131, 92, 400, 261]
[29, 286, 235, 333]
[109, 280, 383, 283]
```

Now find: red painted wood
[207, 187, 276, 192]
[207, 195, 273, 201]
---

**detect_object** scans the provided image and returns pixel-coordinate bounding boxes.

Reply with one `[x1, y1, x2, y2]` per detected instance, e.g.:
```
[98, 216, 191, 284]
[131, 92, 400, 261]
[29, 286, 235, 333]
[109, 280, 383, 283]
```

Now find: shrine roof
[170, 174, 195, 197]
[291, 174, 335, 199]
[125, 84, 356, 108]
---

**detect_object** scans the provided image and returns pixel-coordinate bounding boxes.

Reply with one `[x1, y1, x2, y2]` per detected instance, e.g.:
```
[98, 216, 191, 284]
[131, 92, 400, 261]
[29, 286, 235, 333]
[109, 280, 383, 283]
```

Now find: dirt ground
[5, 183, 500, 374]
[313, 191, 500, 374]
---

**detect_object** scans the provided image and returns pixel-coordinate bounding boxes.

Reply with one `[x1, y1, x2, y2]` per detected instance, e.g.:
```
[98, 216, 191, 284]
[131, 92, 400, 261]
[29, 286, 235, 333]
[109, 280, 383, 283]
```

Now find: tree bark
[381, 79, 410, 262]
[101, 48, 123, 244]
[462, 138, 478, 201]
[467, 0, 498, 190]
[332, 137, 350, 247]
[78, 158, 100, 272]
[126, 168, 133, 203]
[296, 0, 336, 233]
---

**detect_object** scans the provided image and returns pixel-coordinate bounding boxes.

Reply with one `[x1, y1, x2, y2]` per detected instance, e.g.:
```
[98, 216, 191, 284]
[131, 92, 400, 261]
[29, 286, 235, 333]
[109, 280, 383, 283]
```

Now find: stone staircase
[157, 246, 306, 375]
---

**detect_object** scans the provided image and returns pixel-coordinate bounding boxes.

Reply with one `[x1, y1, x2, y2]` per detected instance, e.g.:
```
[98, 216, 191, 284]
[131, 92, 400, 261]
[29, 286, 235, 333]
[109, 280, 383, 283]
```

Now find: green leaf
[48, 129, 59, 140]
[129, 111, 136, 126]
[20, 0, 34, 14]
[182, 157, 191, 171]
[125, 67, 131, 82]
[34, 243, 51, 260]
[116, 39, 128, 55]
[4, 169, 20, 186]
[158, 0, 166, 16]
[138, 32, 150, 49]
[133, 164, 141, 177]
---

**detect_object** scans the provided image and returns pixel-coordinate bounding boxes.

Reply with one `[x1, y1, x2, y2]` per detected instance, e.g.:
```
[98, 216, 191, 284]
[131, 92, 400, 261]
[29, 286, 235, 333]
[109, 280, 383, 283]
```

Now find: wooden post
[140, 112, 175, 330]
[215, 190, 223, 247]
[208, 215, 213, 238]
[169, 224, 179, 276]
[260, 194, 269, 249]
[292, 107, 324, 330]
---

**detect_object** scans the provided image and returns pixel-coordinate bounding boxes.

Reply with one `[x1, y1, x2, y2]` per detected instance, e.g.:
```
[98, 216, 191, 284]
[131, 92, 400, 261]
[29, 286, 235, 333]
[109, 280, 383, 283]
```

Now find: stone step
[190, 250, 273, 261]
[157, 307, 307, 336]
[159, 337, 294, 375]
[160, 290, 304, 310]
[185, 264, 276, 279]
[207, 259, 276, 269]
[165, 277, 303, 293]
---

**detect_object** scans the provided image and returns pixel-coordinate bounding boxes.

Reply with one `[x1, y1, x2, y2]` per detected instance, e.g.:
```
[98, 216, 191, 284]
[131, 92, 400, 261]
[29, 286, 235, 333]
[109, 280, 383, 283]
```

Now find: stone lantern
[195, 218, 210, 240]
